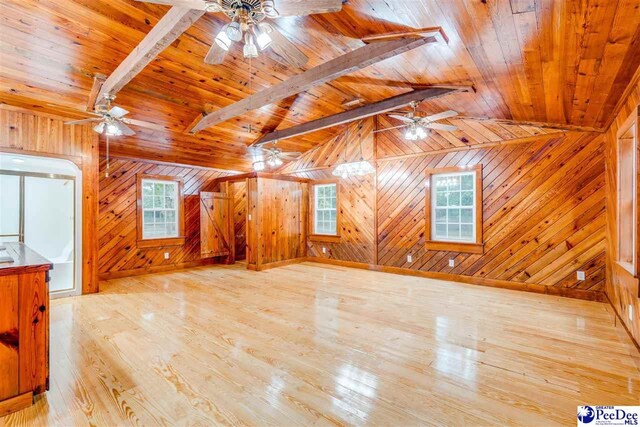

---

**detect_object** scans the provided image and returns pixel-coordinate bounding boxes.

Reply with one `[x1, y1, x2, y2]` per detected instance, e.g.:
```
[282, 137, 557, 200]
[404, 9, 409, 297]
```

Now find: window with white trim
[141, 178, 180, 239]
[313, 183, 337, 235]
[431, 171, 476, 242]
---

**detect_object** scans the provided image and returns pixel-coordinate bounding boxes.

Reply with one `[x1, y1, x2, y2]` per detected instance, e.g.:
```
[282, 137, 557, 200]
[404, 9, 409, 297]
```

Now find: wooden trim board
[305, 257, 606, 302]
[0, 392, 33, 417]
[98, 258, 221, 281]
[246, 257, 307, 271]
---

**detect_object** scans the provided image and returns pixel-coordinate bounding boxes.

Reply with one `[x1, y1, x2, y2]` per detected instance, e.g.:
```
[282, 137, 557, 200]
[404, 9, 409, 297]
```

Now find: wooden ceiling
[1, 0, 639, 171]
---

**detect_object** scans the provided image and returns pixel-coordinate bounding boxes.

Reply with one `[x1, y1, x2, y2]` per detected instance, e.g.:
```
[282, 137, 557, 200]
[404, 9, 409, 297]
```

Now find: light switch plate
[322, 247, 326, 254]
[164, 252, 170, 260]
[449, 259, 455, 267]
[577, 271, 585, 281]
[407, 255, 412, 263]
[248, 214, 252, 221]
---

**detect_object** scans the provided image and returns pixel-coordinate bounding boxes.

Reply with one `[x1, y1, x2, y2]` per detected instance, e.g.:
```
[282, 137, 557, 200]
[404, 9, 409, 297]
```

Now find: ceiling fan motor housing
[222, 0, 268, 21]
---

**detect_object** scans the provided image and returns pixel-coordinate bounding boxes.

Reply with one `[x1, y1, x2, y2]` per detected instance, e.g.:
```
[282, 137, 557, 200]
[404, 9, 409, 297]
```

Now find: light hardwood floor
[2, 262, 639, 426]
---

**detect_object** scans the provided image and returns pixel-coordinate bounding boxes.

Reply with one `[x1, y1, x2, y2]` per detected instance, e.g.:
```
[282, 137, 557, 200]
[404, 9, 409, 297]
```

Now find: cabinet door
[18, 272, 48, 395]
[200, 192, 231, 258]
[0, 275, 19, 400]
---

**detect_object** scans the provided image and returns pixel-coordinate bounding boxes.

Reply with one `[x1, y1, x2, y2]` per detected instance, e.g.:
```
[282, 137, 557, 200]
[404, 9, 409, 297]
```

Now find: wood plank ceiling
[0, 0, 639, 171]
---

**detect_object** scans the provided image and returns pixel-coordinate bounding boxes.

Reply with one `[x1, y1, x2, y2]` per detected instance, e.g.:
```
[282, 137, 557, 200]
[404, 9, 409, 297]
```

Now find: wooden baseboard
[306, 257, 606, 302]
[98, 258, 222, 281]
[0, 392, 33, 417]
[247, 257, 306, 271]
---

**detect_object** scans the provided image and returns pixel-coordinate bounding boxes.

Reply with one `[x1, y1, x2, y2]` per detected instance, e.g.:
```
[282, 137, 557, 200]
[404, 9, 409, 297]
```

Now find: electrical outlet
[449, 259, 455, 267]
[407, 255, 412, 263]
[322, 247, 326, 254]
[630, 305, 634, 322]
[577, 271, 585, 281]
[164, 252, 170, 260]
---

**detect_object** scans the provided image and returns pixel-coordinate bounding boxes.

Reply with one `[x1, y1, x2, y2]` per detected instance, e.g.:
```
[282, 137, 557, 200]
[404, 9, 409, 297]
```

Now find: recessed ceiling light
[12, 158, 25, 163]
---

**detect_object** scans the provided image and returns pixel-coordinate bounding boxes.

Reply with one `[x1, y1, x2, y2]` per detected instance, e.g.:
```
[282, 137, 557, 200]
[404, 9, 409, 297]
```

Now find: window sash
[431, 171, 476, 243]
[314, 184, 337, 235]
[141, 179, 180, 239]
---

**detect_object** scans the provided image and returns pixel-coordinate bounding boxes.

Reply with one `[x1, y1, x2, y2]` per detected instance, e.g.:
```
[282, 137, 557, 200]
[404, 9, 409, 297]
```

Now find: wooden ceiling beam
[251, 85, 472, 146]
[189, 28, 447, 134]
[97, 6, 205, 105]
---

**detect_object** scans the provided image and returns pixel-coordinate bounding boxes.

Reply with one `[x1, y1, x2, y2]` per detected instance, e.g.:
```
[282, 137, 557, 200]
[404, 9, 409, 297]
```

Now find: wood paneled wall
[604, 77, 640, 344]
[285, 118, 607, 301]
[0, 105, 99, 294]
[98, 157, 232, 279]
[246, 177, 306, 269]
[376, 131, 605, 299]
[231, 181, 247, 260]
[283, 120, 376, 264]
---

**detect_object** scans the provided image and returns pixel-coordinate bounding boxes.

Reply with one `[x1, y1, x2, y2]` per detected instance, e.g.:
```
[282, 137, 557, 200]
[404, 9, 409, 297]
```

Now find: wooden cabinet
[0, 243, 52, 417]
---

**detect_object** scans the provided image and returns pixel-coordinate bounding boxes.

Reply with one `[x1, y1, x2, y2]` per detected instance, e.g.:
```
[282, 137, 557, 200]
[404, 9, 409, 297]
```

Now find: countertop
[0, 242, 53, 277]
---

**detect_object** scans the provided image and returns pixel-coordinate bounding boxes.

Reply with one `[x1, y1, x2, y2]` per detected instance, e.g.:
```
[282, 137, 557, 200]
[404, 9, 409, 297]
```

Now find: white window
[314, 183, 337, 235]
[141, 179, 180, 239]
[431, 172, 476, 242]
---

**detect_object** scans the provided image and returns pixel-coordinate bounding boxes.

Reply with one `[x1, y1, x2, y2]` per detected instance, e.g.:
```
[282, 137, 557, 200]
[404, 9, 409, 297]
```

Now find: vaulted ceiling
[1, 0, 639, 171]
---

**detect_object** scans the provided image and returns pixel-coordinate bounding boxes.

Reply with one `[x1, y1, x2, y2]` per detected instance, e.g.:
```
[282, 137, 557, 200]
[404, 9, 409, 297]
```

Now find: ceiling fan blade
[275, 0, 343, 17]
[108, 106, 129, 118]
[122, 118, 167, 132]
[373, 124, 410, 133]
[65, 118, 101, 125]
[424, 123, 458, 132]
[134, 0, 208, 10]
[93, 122, 105, 134]
[267, 25, 309, 68]
[204, 41, 228, 65]
[114, 121, 137, 136]
[388, 114, 415, 123]
[423, 110, 458, 122]
[279, 151, 302, 157]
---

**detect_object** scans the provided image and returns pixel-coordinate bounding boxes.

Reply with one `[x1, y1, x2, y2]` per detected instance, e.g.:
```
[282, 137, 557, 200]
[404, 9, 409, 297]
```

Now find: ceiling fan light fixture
[332, 160, 375, 179]
[225, 21, 243, 42]
[416, 126, 427, 139]
[215, 26, 232, 51]
[243, 33, 258, 58]
[93, 122, 105, 134]
[253, 160, 265, 171]
[405, 127, 417, 141]
[105, 122, 122, 136]
[254, 25, 272, 50]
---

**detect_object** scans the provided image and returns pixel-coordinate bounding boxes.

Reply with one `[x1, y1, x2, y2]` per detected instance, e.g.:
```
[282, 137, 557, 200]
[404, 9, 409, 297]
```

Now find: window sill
[615, 260, 636, 276]
[425, 240, 484, 254]
[137, 237, 185, 249]
[309, 234, 341, 243]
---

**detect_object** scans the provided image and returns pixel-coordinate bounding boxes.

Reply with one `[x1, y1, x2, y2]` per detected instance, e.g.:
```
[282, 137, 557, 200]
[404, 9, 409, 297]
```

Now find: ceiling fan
[135, 0, 343, 67]
[377, 102, 459, 141]
[64, 95, 155, 136]
[248, 145, 301, 170]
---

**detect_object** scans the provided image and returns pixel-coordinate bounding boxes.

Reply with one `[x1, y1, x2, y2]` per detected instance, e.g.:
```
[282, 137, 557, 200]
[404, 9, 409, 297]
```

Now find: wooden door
[200, 192, 231, 260]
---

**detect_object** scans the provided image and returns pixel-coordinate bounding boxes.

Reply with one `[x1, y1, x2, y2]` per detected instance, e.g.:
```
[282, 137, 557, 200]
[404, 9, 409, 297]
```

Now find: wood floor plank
[1, 262, 638, 426]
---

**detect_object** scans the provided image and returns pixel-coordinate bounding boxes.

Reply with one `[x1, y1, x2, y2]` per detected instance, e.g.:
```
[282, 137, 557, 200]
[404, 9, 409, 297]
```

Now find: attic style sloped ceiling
[0, 0, 639, 171]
